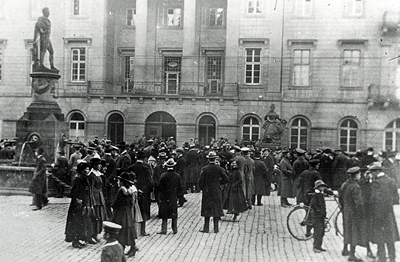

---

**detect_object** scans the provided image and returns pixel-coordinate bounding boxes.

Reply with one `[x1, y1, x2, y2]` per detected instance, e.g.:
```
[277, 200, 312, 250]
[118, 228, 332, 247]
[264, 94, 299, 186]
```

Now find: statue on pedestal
[33, 7, 58, 73]
[262, 104, 287, 144]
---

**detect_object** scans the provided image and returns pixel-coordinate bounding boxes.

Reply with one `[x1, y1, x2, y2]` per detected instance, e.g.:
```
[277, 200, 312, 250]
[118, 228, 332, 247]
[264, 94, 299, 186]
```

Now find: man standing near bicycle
[338, 166, 366, 262]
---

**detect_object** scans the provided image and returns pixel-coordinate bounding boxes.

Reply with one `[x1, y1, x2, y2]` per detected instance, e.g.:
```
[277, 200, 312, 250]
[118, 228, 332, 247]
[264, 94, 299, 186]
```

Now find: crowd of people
[27, 135, 400, 262]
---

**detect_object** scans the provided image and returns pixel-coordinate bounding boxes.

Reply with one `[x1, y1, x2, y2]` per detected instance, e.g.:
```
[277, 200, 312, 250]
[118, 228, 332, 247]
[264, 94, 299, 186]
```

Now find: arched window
[242, 116, 260, 142]
[145, 112, 176, 141]
[69, 112, 85, 142]
[290, 117, 309, 150]
[198, 115, 216, 146]
[384, 119, 400, 151]
[339, 119, 358, 154]
[108, 113, 124, 143]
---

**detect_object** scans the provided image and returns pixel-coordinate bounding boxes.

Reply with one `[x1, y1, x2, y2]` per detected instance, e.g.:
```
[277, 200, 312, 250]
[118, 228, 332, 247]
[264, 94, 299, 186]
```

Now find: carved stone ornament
[32, 78, 51, 94]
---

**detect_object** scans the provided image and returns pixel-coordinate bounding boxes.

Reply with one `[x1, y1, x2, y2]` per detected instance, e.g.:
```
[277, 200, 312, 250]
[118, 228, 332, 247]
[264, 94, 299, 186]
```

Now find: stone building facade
[0, 0, 400, 154]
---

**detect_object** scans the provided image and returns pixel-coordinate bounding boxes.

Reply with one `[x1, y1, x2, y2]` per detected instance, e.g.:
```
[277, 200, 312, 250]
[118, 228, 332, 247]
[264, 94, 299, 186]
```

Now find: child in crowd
[309, 180, 334, 253]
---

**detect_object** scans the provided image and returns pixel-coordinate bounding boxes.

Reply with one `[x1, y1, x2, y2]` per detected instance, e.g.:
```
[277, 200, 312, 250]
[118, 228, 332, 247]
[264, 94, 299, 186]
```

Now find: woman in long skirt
[111, 172, 141, 257]
[65, 161, 93, 248]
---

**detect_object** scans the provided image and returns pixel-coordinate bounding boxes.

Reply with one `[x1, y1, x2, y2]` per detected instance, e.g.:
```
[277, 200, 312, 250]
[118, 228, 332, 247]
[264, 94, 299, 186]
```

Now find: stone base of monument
[258, 142, 282, 150]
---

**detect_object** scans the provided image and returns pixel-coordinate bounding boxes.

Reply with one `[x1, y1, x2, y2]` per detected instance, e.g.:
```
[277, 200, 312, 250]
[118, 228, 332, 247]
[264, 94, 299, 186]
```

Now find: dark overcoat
[331, 153, 349, 189]
[253, 158, 269, 196]
[225, 169, 248, 214]
[175, 155, 186, 194]
[296, 168, 321, 204]
[127, 160, 153, 221]
[65, 173, 94, 242]
[233, 154, 247, 198]
[158, 170, 183, 219]
[29, 155, 47, 195]
[291, 156, 309, 197]
[243, 155, 255, 198]
[101, 241, 127, 262]
[339, 179, 366, 247]
[369, 175, 400, 245]
[198, 163, 229, 217]
[280, 157, 293, 198]
[185, 149, 201, 185]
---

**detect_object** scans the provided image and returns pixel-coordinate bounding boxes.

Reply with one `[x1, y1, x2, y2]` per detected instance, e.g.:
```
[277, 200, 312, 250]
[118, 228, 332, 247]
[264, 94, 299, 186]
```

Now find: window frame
[68, 112, 86, 142]
[126, 8, 136, 28]
[289, 117, 310, 150]
[73, 0, 80, 16]
[341, 49, 361, 88]
[164, 6, 183, 29]
[384, 119, 400, 152]
[339, 118, 358, 154]
[241, 116, 261, 143]
[344, 0, 364, 18]
[247, 0, 264, 15]
[70, 47, 87, 83]
[204, 50, 224, 95]
[294, 0, 313, 17]
[208, 7, 225, 28]
[163, 55, 182, 95]
[244, 48, 262, 85]
[291, 49, 311, 87]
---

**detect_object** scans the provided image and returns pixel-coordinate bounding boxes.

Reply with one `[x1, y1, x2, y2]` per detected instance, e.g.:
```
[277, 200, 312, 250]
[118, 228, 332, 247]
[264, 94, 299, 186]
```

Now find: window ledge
[241, 84, 265, 89]
[67, 82, 87, 86]
[288, 86, 312, 90]
[339, 86, 363, 90]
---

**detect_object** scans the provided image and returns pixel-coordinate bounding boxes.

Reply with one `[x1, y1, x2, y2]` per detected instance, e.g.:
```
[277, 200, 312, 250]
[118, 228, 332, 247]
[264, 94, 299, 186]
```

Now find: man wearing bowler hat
[198, 151, 229, 233]
[157, 158, 183, 234]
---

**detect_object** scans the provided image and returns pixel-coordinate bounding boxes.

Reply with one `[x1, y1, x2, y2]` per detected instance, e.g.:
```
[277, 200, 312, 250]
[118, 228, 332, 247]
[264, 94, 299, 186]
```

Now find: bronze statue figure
[33, 7, 58, 73]
[262, 104, 287, 143]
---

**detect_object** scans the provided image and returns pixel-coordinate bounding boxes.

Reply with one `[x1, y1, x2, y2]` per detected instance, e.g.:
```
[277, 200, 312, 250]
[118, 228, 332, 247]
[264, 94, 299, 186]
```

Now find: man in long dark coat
[242, 147, 255, 207]
[198, 151, 229, 233]
[174, 147, 187, 206]
[369, 162, 400, 262]
[319, 148, 334, 189]
[29, 147, 48, 210]
[331, 148, 349, 190]
[232, 146, 247, 204]
[291, 148, 309, 201]
[185, 144, 201, 192]
[157, 158, 183, 234]
[127, 150, 153, 236]
[279, 148, 294, 207]
[116, 141, 131, 176]
[339, 166, 366, 261]
[252, 150, 269, 206]
[296, 158, 321, 205]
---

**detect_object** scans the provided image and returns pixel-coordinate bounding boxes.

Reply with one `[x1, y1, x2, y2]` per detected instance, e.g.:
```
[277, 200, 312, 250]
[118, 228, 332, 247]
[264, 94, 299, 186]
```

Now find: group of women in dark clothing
[64, 158, 140, 257]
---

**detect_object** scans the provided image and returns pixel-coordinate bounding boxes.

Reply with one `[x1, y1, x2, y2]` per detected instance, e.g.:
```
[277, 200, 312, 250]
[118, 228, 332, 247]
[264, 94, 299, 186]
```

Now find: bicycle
[286, 195, 343, 241]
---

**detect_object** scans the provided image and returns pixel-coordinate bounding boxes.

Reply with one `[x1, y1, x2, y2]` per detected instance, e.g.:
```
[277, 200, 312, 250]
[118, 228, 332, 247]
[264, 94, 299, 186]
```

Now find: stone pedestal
[15, 72, 67, 165]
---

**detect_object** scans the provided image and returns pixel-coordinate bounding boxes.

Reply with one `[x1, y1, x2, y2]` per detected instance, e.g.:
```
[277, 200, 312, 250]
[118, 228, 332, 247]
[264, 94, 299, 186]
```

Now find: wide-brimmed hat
[295, 148, 306, 155]
[175, 147, 184, 154]
[206, 151, 218, 159]
[314, 180, 326, 189]
[347, 166, 360, 174]
[367, 162, 382, 171]
[117, 141, 126, 148]
[117, 172, 135, 185]
[90, 157, 102, 165]
[165, 158, 177, 167]
[103, 221, 122, 235]
[77, 161, 90, 172]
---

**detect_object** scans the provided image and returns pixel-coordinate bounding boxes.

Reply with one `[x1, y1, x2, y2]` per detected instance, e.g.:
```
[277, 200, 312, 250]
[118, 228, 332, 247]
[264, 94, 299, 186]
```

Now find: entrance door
[198, 115, 216, 146]
[108, 113, 124, 143]
[145, 112, 176, 141]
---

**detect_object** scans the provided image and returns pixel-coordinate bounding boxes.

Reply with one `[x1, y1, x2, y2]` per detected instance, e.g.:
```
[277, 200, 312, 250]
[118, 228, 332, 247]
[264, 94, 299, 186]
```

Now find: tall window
[164, 56, 181, 94]
[295, 0, 312, 17]
[342, 49, 360, 87]
[247, 0, 263, 14]
[245, 48, 261, 84]
[384, 119, 400, 151]
[292, 49, 310, 86]
[71, 48, 86, 82]
[124, 56, 134, 92]
[290, 118, 309, 150]
[108, 113, 124, 143]
[339, 119, 358, 154]
[73, 0, 80, 15]
[126, 8, 136, 27]
[167, 8, 181, 26]
[206, 55, 223, 95]
[242, 117, 260, 142]
[199, 115, 216, 146]
[209, 8, 224, 26]
[345, 0, 363, 17]
[69, 112, 85, 141]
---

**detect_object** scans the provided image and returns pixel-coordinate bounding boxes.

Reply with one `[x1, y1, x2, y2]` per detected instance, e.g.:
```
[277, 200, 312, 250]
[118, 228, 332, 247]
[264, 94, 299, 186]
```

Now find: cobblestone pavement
[0, 191, 400, 262]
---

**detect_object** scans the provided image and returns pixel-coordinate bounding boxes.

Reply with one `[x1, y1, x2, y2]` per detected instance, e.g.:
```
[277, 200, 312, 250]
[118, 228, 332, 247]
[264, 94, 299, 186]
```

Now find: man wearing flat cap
[338, 166, 366, 261]
[368, 162, 400, 262]
[198, 151, 229, 233]
[331, 147, 349, 190]
[101, 221, 126, 262]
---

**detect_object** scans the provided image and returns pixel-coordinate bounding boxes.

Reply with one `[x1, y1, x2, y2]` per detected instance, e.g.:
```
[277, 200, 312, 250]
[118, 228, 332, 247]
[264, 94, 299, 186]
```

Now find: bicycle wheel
[287, 205, 313, 241]
[334, 209, 343, 237]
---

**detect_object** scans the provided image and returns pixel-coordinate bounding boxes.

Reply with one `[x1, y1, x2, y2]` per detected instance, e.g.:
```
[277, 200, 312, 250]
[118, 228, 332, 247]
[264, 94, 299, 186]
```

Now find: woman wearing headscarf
[65, 161, 93, 248]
